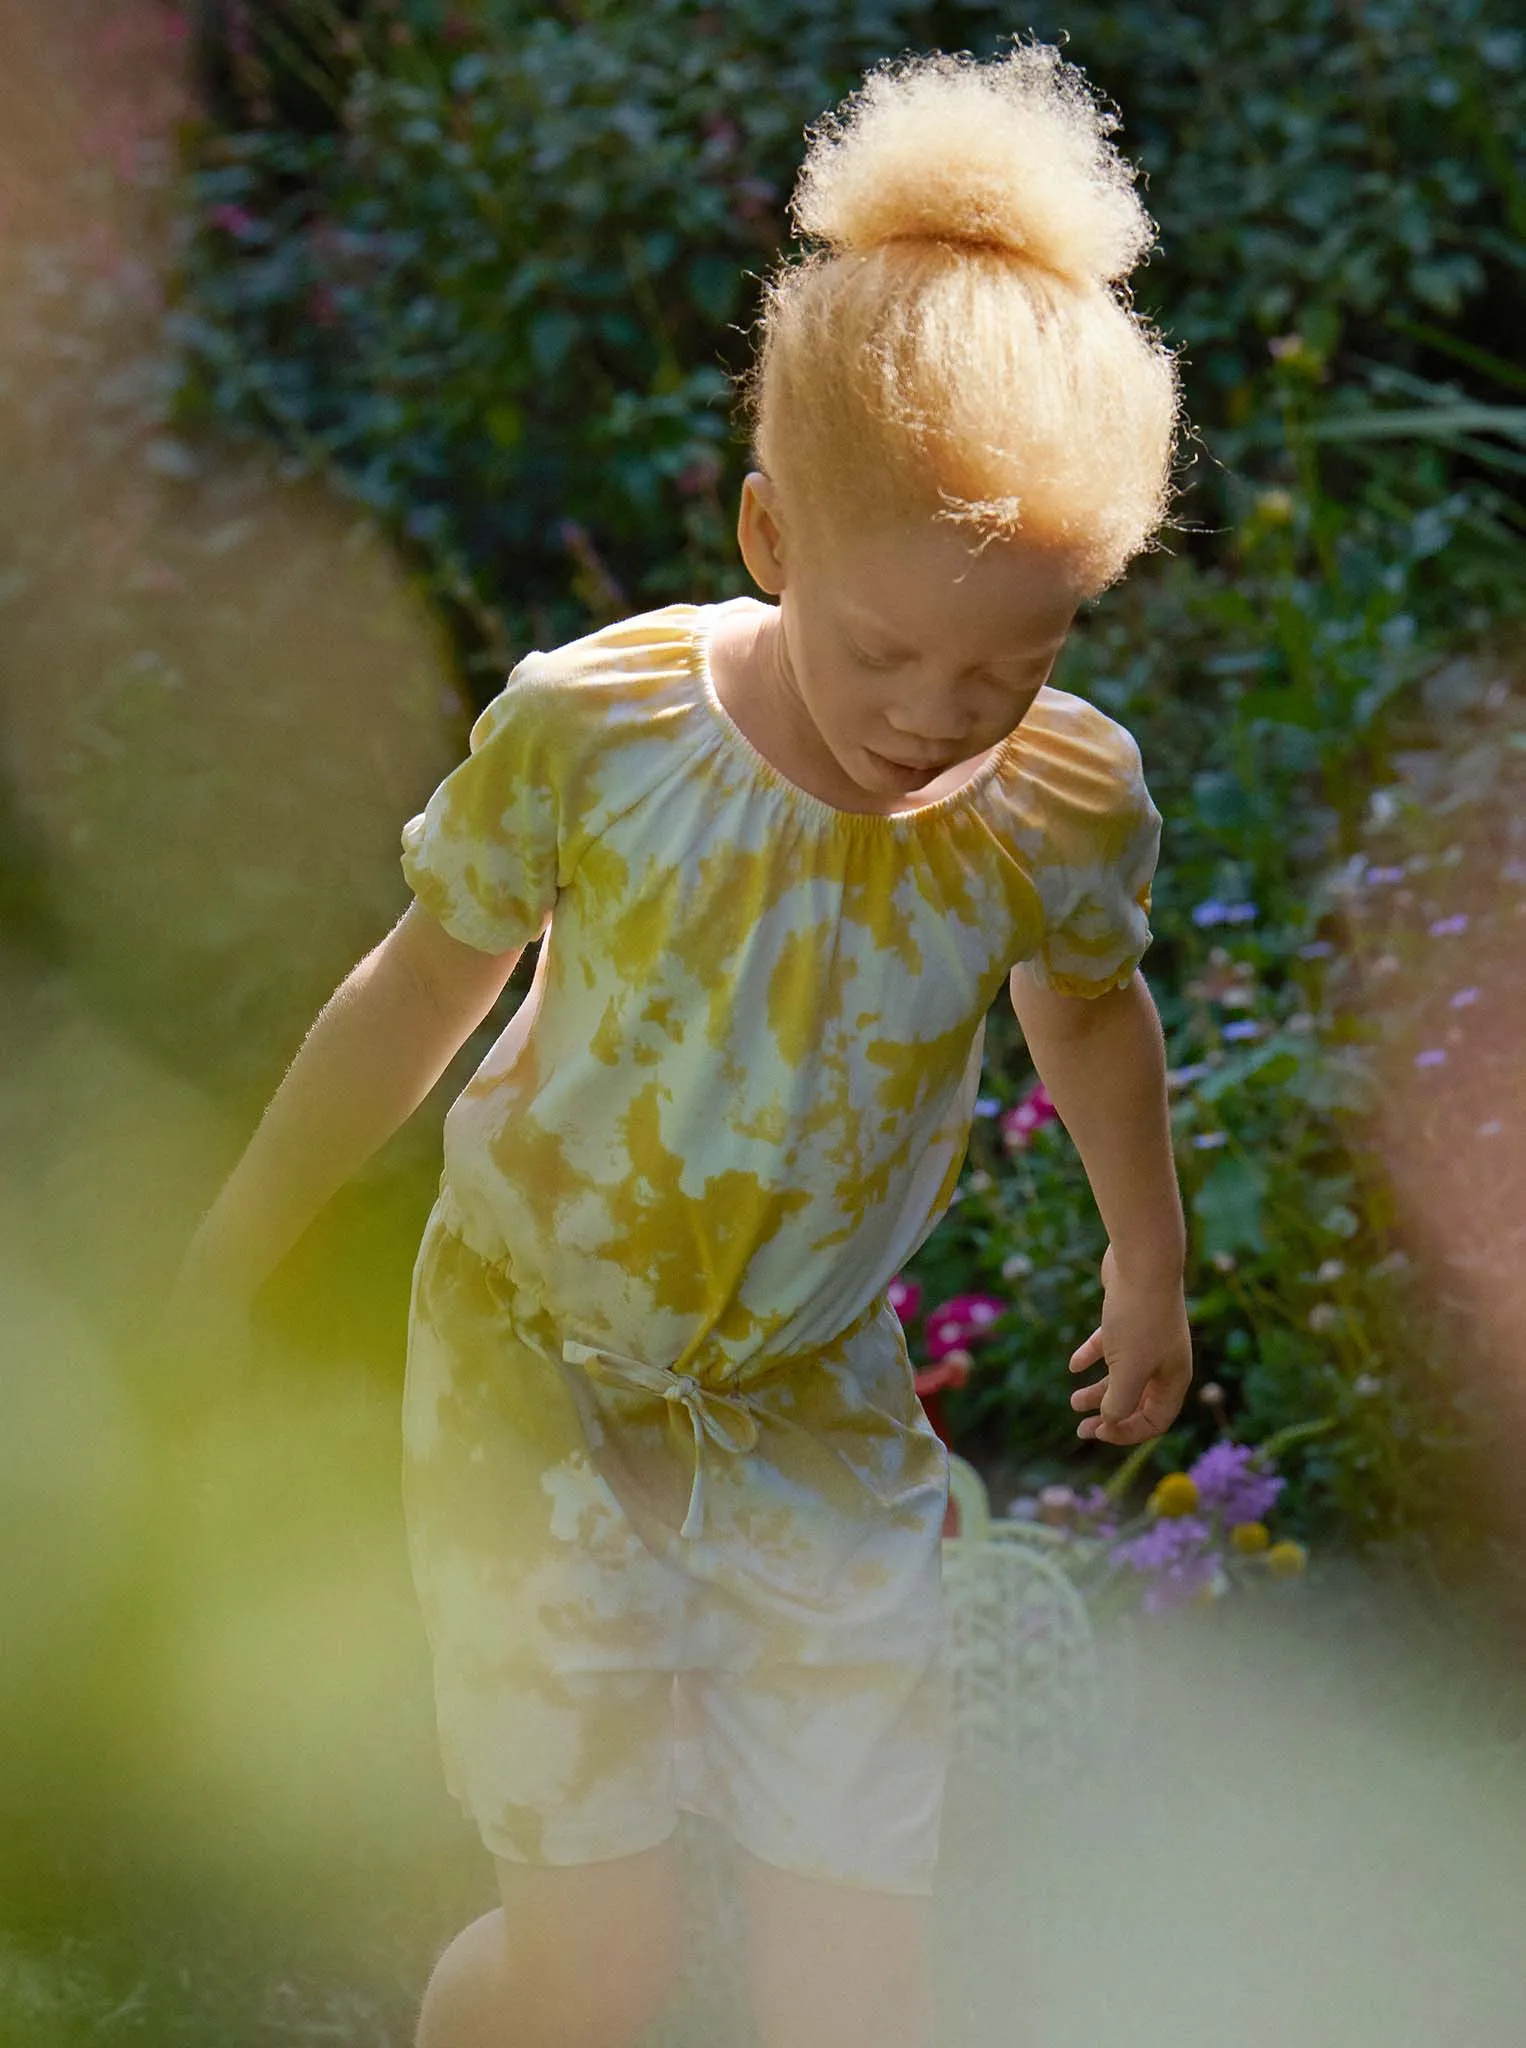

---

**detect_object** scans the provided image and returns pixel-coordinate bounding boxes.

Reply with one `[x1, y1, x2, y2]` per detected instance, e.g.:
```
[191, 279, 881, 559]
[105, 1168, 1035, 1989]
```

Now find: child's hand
[1067, 1243, 1192, 1445]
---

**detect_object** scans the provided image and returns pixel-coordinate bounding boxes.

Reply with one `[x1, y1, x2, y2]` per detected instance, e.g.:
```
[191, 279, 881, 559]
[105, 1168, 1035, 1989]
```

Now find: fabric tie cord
[561, 1339, 763, 1540]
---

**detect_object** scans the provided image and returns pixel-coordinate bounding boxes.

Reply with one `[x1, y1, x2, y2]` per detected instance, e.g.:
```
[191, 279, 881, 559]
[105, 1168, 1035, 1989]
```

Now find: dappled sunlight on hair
[739, 38, 1185, 592]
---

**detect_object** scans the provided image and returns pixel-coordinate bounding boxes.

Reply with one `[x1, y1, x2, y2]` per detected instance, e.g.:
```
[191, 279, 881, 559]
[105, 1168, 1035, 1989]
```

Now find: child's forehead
[821, 530, 1085, 643]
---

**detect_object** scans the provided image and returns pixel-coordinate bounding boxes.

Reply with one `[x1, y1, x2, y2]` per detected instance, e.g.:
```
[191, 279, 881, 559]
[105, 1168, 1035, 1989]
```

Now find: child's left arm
[1008, 962, 1192, 1446]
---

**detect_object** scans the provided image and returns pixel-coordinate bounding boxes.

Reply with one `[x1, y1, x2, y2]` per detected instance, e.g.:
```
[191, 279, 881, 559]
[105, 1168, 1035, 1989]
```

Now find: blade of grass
[1377, 319, 1526, 397]
[1304, 405, 1526, 445]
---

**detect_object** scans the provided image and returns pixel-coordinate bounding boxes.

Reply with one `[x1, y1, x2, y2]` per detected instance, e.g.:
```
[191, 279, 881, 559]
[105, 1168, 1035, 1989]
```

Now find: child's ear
[737, 471, 787, 593]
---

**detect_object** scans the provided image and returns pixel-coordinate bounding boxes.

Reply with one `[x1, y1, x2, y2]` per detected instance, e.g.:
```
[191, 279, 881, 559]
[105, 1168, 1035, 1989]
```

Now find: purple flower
[1364, 865, 1407, 887]
[1110, 1516, 1224, 1614]
[1221, 1020, 1263, 1042]
[1428, 914, 1469, 937]
[1110, 1514, 1213, 1574]
[1187, 1441, 1285, 1525]
[1142, 1549, 1223, 1614]
[1167, 1061, 1213, 1089]
[1449, 987, 1480, 1008]
[1192, 900, 1258, 929]
[1414, 1047, 1448, 1068]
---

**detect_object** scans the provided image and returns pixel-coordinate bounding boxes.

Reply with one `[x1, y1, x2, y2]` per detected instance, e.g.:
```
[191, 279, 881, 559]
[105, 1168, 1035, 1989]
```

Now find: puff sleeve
[1008, 692, 1162, 998]
[399, 655, 562, 954]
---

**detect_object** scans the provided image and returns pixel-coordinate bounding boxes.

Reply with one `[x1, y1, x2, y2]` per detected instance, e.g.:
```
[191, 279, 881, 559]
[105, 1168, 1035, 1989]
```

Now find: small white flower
[1315, 1258, 1345, 1284]
[1002, 1252, 1034, 1282]
[967, 1169, 993, 1193]
[1353, 1373, 1383, 1397]
[1308, 1303, 1341, 1333]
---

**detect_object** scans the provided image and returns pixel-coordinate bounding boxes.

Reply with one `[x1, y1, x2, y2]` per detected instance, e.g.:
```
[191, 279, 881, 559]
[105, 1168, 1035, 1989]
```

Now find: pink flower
[1000, 1082, 1058, 1151]
[210, 203, 258, 238]
[886, 1276, 922, 1323]
[924, 1292, 1007, 1361]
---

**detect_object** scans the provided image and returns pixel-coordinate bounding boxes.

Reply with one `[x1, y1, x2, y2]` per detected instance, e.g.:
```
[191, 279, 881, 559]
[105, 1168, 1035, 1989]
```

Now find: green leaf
[1306, 405, 1526, 444]
[485, 401, 522, 449]
[527, 309, 580, 376]
[1192, 1155, 1269, 1259]
[687, 254, 739, 324]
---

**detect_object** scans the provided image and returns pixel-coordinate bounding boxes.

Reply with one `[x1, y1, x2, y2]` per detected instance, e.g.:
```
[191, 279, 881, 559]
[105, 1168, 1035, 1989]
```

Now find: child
[173, 36, 1193, 2048]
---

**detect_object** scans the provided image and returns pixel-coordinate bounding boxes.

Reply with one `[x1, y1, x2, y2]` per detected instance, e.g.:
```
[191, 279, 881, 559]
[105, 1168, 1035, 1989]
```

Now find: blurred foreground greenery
[2, 3, 1526, 2038]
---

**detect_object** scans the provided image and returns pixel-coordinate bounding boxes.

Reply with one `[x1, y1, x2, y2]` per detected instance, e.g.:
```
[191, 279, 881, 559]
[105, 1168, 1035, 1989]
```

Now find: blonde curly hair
[736, 37, 1185, 594]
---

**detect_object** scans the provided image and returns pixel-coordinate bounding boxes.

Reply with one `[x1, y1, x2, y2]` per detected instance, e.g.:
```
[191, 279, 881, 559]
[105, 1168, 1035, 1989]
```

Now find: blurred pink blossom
[1000, 1082, 1058, 1151]
[924, 1293, 1007, 1361]
[211, 203, 258, 237]
[886, 1276, 922, 1323]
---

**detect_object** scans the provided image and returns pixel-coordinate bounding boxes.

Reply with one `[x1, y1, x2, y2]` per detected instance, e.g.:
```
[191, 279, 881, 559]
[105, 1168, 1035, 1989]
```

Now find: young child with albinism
[172, 37, 1194, 2048]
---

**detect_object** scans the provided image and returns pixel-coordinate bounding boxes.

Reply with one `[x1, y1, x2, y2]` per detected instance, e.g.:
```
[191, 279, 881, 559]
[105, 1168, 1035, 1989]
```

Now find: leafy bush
[163, 0, 1526, 1571]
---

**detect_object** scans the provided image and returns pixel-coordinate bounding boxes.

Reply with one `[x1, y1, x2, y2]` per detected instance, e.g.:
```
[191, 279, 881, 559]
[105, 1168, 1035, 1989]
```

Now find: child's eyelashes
[846, 636, 1039, 694]
[846, 640, 897, 670]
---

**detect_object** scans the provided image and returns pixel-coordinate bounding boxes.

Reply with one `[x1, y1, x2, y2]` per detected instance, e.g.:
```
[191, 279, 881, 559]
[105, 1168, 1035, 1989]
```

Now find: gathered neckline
[689, 598, 1023, 831]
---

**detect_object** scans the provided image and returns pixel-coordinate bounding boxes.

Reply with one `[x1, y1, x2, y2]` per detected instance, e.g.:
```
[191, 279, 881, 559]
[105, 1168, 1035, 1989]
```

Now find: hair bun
[789, 40, 1155, 290]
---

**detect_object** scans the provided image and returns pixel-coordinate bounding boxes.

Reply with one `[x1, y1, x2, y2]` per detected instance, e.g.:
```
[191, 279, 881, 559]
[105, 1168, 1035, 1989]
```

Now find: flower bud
[1148, 1472, 1200, 1519]
[1037, 1484, 1078, 1527]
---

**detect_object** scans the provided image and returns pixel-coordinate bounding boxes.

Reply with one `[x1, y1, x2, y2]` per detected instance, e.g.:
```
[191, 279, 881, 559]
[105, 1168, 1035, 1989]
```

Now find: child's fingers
[1068, 1327, 1105, 1372]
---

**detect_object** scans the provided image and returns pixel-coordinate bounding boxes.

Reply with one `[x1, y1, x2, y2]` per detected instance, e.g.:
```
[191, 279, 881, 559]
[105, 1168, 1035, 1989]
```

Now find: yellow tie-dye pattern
[397, 597, 1161, 1894]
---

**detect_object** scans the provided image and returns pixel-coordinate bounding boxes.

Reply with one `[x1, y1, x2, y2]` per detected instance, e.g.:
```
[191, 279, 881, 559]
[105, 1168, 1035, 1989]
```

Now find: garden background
[2, 1, 1525, 2043]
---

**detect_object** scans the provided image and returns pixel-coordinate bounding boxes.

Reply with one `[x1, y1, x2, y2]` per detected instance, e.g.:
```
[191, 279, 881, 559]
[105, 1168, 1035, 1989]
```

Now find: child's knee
[740, 1852, 935, 2048]
[495, 1838, 685, 2040]
[418, 1873, 682, 2048]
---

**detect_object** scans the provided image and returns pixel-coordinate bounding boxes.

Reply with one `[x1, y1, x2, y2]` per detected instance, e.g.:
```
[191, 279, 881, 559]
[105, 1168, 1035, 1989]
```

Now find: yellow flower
[1149, 1472, 1200, 1518]
[1256, 487, 1296, 524]
[1230, 1520, 1270, 1554]
[1266, 1539, 1307, 1577]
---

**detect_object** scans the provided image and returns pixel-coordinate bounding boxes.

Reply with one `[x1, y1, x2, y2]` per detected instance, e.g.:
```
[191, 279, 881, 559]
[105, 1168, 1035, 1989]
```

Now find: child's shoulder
[519, 601, 704, 691]
[1008, 683, 1148, 790]
[467, 603, 705, 760]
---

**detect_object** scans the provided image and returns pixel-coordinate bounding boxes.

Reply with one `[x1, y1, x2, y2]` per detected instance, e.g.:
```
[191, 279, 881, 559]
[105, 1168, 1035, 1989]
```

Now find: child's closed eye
[846, 639, 897, 670]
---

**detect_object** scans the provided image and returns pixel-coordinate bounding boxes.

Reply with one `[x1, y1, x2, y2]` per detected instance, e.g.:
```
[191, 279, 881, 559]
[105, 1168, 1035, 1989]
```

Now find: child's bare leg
[740, 1848, 936, 2048]
[414, 1838, 684, 2048]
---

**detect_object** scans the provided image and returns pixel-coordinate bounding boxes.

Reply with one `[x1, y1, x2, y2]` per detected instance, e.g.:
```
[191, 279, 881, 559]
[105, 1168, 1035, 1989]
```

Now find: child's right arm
[173, 902, 528, 1307]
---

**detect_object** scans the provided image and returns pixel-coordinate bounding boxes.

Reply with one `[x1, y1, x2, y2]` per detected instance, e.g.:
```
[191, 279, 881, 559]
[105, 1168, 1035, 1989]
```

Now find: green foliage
[169, 0, 1526, 1574]
[174, 0, 1526, 670]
